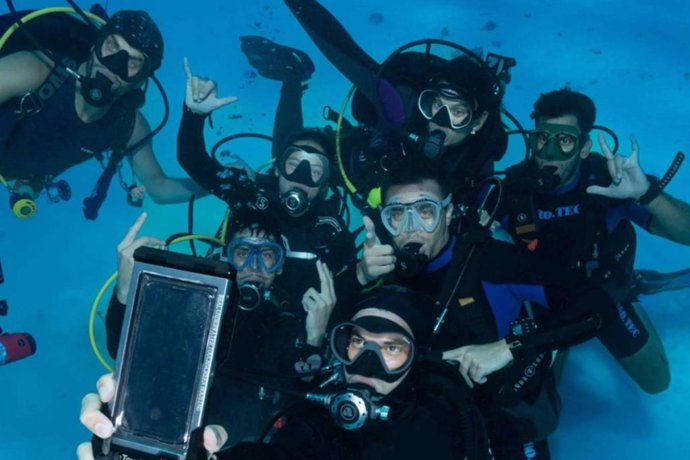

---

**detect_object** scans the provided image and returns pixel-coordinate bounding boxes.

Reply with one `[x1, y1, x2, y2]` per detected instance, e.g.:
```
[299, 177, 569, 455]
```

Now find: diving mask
[226, 237, 285, 273]
[277, 145, 330, 188]
[94, 33, 152, 83]
[331, 318, 415, 383]
[418, 87, 474, 130]
[530, 123, 582, 161]
[380, 194, 452, 236]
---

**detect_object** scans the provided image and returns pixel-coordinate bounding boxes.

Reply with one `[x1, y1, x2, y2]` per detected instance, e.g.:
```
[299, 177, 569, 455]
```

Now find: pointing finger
[183, 57, 193, 81]
[363, 216, 381, 248]
[121, 212, 147, 247]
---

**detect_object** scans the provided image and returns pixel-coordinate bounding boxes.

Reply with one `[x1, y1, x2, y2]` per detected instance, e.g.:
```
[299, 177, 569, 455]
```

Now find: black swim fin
[240, 35, 315, 82]
[631, 267, 690, 296]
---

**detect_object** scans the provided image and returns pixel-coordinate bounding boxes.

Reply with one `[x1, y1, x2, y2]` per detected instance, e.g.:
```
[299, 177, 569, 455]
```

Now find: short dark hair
[436, 55, 502, 117]
[228, 208, 282, 245]
[381, 156, 452, 203]
[531, 88, 596, 134]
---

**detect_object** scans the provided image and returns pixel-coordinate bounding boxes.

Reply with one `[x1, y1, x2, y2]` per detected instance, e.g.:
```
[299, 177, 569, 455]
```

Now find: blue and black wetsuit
[500, 155, 649, 302]
[392, 226, 646, 459]
[497, 155, 670, 396]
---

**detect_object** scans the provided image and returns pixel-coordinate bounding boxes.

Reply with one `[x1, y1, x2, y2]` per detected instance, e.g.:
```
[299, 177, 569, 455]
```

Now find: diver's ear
[580, 135, 592, 159]
[445, 201, 454, 228]
[473, 110, 489, 132]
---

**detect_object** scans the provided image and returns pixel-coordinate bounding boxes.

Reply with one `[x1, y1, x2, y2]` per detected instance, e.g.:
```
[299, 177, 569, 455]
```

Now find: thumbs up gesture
[356, 216, 396, 285]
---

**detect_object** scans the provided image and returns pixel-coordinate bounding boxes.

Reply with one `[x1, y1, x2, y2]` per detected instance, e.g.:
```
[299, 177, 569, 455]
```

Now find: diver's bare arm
[646, 192, 690, 245]
[0, 51, 52, 104]
[130, 112, 208, 203]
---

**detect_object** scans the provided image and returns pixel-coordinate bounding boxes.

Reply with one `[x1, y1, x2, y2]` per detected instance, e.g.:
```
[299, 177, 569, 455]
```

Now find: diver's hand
[77, 374, 228, 459]
[586, 134, 651, 200]
[184, 57, 238, 114]
[304, 260, 336, 347]
[442, 340, 513, 388]
[77, 373, 115, 459]
[115, 212, 165, 303]
[356, 216, 396, 285]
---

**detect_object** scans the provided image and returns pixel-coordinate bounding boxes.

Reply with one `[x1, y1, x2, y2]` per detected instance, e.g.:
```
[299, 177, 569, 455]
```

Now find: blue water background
[0, 0, 688, 458]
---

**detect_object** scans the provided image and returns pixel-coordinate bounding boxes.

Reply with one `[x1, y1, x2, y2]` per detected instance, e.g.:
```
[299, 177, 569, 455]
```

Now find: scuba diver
[497, 88, 690, 393]
[242, 0, 513, 208]
[0, 6, 205, 219]
[178, 58, 360, 313]
[79, 285, 490, 460]
[104, 209, 337, 446]
[356, 156, 661, 459]
[0, 257, 36, 367]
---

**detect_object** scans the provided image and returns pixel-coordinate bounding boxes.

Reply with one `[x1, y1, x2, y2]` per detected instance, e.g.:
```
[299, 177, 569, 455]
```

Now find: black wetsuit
[380, 224, 648, 459]
[282, 0, 507, 202]
[0, 60, 135, 183]
[214, 361, 488, 460]
[499, 155, 652, 341]
[177, 108, 360, 313]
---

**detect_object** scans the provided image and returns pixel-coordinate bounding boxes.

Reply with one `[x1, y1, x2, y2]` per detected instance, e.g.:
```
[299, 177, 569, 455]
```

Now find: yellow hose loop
[89, 234, 225, 370]
[0, 7, 106, 51]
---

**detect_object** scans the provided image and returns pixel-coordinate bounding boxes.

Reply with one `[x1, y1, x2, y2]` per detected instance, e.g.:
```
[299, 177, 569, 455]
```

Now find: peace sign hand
[183, 57, 238, 114]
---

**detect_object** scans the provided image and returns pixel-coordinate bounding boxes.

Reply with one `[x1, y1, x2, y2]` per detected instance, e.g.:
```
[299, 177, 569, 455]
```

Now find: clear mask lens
[381, 195, 451, 236]
[417, 89, 473, 129]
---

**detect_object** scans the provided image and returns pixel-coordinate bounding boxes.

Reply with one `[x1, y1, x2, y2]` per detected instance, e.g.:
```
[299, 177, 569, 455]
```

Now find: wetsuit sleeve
[177, 107, 228, 199]
[607, 200, 652, 232]
[272, 80, 304, 160]
[105, 291, 126, 359]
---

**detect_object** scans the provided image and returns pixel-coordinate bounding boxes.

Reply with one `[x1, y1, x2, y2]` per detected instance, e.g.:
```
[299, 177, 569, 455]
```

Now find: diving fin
[631, 267, 690, 297]
[240, 35, 315, 82]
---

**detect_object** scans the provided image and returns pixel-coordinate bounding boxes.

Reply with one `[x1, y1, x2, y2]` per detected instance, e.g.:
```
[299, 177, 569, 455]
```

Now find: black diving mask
[95, 33, 153, 83]
[277, 145, 330, 188]
[331, 317, 415, 383]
